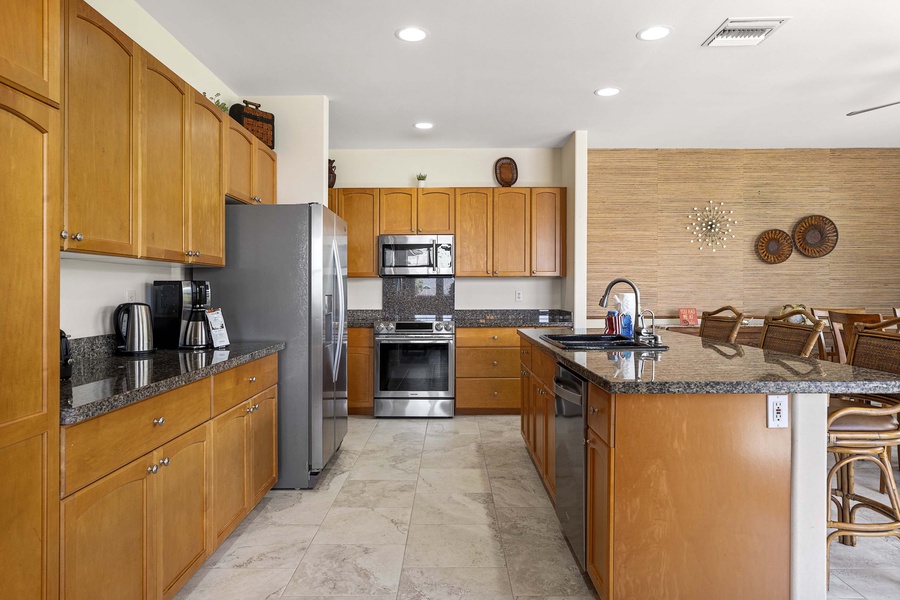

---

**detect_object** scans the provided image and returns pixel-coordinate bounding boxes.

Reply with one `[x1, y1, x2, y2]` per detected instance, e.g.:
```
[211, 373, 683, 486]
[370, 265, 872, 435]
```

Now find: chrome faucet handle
[638, 309, 660, 346]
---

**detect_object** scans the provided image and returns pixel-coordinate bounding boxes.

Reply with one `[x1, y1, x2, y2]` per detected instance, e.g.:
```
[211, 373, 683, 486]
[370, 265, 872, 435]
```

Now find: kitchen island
[518, 327, 900, 600]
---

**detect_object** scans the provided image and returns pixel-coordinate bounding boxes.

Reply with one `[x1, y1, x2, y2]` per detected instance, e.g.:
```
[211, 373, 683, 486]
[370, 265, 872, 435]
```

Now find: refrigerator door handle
[332, 239, 345, 383]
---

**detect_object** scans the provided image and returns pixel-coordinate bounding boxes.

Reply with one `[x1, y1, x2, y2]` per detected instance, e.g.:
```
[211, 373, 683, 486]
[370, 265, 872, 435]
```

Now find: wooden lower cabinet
[456, 327, 521, 413]
[211, 400, 250, 545]
[519, 338, 557, 502]
[348, 328, 374, 415]
[586, 426, 612, 600]
[248, 387, 278, 507]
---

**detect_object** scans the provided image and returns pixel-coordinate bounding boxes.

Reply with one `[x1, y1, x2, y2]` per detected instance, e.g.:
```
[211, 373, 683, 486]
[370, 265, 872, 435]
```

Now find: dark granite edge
[60, 343, 285, 426]
[518, 328, 900, 395]
[348, 309, 573, 328]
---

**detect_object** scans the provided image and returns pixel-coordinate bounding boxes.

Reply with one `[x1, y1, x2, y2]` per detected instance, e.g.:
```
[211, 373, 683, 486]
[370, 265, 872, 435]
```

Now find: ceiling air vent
[702, 17, 790, 47]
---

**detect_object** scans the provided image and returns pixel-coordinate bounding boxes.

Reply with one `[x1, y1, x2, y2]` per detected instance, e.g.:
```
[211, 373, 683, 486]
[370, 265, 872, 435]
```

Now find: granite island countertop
[61, 342, 284, 425]
[519, 327, 900, 395]
[348, 309, 573, 328]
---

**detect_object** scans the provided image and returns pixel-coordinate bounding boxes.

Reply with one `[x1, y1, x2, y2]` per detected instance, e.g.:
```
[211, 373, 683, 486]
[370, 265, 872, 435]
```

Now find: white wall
[329, 148, 561, 188]
[333, 148, 565, 310]
[60, 255, 185, 338]
[561, 131, 589, 328]
[252, 95, 329, 205]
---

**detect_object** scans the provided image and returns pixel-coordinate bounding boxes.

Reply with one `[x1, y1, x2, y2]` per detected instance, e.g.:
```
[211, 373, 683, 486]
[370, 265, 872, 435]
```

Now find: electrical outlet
[124, 289, 136, 303]
[767, 395, 789, 428]
[515, 290, 523, 302]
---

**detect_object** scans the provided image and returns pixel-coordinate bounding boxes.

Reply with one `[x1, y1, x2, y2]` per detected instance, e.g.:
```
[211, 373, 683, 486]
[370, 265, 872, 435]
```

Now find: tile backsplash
[381, 277, 455, 320]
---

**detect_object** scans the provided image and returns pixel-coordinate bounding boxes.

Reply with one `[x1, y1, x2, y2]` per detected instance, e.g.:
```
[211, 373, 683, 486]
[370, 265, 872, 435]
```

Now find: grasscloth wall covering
[587, 149, 900, 318]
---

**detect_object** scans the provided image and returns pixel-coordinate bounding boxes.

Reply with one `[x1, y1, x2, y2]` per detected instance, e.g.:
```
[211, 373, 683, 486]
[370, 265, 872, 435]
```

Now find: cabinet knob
[195, 251, 201, 257]
[253, 403, 260, 410]
[521, 370, 526, 376]
[532, 270, 536, 274]
[249, 376, 257, 383]
[147, 464, 159, 475]
[410, 228, 414, 232]
[74, 232, 84, 242]
[486, 270, 490, 274]
[494, 270, 498, 275]
[589, 407, 598, 415]
[492, 361, 498, 366]
[493, 391, 498, 396]
[159, 457, 170, 467]
[60, 230, 68, 239]
[418, 228, 422, 232]
[153, 417, 165, 426]
[246, 406, 254, 413]
[185, 251, 194, 257]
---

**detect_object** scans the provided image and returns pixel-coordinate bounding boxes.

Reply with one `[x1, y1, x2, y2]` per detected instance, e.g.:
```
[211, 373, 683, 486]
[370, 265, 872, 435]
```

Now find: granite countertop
[348, 309, 573, 328]
[518, 327, 900, 395]
[60, 342, 284, 425]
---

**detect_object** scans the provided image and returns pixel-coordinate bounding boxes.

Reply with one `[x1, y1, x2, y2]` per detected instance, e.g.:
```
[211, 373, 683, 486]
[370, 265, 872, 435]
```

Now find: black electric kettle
[114, 302, 155, 355]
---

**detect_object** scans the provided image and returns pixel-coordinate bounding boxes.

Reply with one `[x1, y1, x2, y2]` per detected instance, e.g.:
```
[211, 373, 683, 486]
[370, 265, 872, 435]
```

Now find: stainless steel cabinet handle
[74, 232, 84, 242]
[492, 361, 498, 366]
[60, 230, 68, 239]
[153, 417, 165, 426]
[147, 464, 159, 475]
[159, 457, 170, 467]
[589, 407, 598, 415]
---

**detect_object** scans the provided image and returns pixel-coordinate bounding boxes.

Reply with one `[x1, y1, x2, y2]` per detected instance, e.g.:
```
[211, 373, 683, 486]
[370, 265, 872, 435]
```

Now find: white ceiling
[136, 0, 900, 149]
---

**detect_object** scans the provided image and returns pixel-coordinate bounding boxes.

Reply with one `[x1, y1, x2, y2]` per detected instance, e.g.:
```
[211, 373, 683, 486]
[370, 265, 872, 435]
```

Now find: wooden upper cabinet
[0, 83, 59, 600]
[492, 188, 531, 276]
[64, 0, 139, 256]
[531, 187, 566, 276]
[140, 52, 189, 262]
[455, 188, 493, 277]
[225, 119, 254, 203]
[328, 188, 338, 213]
[254, 142, 277, 204]
[0, 0, 61, 106]
[379, 188, 416, 234]
[417, 188, 454, 234]
[339, 188, 379, 277]
[188, 90, 225, 266]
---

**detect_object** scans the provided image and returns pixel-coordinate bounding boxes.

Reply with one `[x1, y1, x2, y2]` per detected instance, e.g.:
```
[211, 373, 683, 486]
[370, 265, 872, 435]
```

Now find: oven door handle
[375, 339, 453, 344]
[432, 240, 437, 272]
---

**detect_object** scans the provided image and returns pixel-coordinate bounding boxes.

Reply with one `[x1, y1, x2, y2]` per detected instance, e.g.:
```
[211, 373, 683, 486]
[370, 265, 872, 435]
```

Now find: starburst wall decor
[686, 200, 736, 252]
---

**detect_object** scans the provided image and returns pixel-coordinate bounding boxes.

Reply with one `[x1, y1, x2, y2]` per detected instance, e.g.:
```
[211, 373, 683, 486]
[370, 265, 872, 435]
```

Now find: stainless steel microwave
[378, 234, 454, 276]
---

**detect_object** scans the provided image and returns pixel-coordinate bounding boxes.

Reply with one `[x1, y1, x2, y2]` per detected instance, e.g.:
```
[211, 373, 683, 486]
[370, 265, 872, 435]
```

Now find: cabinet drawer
[348, 327, 374, 348]
[519, 339, 533, 370]
[532, 347, 557, 389]
[456, 327, 520, 347]
[456, 378, 520, 410]
[456, 347, 520, 378]
[212, 354, 278, 416]
[587, 383, 614, 447]
[61, 378, 211, 496]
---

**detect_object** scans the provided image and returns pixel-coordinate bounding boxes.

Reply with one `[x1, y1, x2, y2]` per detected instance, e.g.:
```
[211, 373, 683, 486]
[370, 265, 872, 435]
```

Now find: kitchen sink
[540, 333, 668, 351]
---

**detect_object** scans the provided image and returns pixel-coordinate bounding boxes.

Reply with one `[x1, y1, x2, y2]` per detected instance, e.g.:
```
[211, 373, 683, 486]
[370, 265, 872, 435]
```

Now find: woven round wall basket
[755, 229, 793, 264]
[793, 214, 838, 258]
[494, 157, 518, 187]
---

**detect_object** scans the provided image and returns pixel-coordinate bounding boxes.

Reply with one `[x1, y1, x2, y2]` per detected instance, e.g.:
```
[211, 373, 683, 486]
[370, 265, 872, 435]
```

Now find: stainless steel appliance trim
[378, 234, 454, 276]
[332, 239, 345, 384]
[373, 336, 455, 399]
[374, 398, 454, 418]
[554, 362, 588, 573]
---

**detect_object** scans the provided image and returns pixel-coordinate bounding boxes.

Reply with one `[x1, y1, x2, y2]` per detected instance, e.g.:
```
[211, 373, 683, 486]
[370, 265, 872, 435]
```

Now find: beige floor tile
[830, 569, 900, 600]
[427, 417, 480, 435]
[828, 573, 866, 599]
[489, 472, 553, 508]
[284, 544, 406, 596]
[172, 567, 294, 600]
[403, 522, 506, 567]
[420, 434, 485, 469]
[411, 490, 498, 526]
[333, 480, 418, 508]
[207, 522, 317, 570]
[314, 506, 411, 545]
[398, 567, 513, 600]
[257, 488, 341, 526]
[504, 551, 592, 597]
[418, 468, 492, 494]
[483, 442, 533, 471]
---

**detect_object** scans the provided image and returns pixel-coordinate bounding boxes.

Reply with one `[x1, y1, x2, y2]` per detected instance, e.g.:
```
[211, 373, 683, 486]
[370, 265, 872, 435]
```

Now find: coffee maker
[151, 280, 212, 349]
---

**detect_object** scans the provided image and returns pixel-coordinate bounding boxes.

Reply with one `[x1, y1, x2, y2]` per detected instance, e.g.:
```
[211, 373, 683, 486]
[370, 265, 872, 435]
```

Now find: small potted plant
[416, 173, 427, 188]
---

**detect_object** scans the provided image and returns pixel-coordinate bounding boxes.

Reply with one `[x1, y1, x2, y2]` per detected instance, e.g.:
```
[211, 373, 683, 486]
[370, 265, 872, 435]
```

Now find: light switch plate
[767, 395, 789, 428]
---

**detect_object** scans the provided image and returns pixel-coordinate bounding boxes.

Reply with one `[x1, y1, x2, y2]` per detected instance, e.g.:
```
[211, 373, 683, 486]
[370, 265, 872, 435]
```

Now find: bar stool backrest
[698, 306, 744, 343]
[759, 309, 825, 358]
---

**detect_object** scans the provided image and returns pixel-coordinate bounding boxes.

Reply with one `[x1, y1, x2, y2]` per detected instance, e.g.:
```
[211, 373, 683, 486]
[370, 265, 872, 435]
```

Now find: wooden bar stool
[827, 318, 900, 577]
[828, 311, 883, 364]
[811, 307, 865, 362]
[758, 309, 825, 358]
[698, 306, 744, 343]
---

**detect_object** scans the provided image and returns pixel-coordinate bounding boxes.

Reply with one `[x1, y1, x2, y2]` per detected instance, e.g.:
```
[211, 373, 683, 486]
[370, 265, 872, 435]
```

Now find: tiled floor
[173, 414, 900, 600]
[175, 415, 596, 600]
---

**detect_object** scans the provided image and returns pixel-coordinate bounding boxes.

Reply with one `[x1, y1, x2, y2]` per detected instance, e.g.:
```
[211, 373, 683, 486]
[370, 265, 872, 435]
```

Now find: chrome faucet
[598, 277, 641, 343]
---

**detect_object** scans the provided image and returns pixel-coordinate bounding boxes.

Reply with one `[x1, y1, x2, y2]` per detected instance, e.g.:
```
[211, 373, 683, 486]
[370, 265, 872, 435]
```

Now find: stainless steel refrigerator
[197, 203, 348, 489]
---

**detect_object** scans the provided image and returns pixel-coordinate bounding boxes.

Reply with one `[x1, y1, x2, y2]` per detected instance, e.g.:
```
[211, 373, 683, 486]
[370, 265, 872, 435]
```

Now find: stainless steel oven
[378, 234, 454, 276]
[373, 320, 455, 417]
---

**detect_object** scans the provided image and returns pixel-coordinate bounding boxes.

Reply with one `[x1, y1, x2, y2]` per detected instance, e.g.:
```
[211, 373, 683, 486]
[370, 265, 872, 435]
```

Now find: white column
[790, 393, 828, 599]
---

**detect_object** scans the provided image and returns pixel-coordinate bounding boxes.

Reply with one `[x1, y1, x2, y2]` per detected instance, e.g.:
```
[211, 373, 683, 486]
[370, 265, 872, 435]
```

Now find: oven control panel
[374, 320, 455, 335]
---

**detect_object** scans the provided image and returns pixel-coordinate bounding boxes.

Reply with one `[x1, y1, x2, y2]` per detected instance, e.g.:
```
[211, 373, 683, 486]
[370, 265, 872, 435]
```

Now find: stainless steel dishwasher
[554, 363, 588, 572]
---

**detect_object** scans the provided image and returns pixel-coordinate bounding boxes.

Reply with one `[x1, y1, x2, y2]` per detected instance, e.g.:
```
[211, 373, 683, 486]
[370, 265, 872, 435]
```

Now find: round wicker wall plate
[494, 157, 518, 187]
[755, 229, 793, 264]
[793, 214, 838, 257]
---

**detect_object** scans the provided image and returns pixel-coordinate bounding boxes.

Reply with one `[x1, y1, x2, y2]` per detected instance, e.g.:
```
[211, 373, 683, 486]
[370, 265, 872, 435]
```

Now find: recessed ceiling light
[396, 27, 428, 42]
[414, 122, 434, 130]
[594, 87, 620, 97]
[637, 25, 672, 41]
